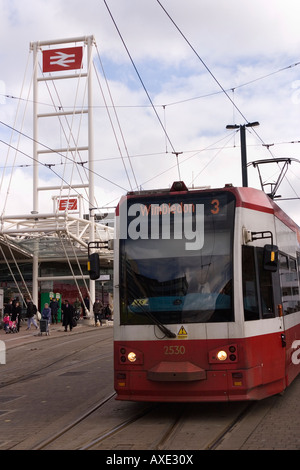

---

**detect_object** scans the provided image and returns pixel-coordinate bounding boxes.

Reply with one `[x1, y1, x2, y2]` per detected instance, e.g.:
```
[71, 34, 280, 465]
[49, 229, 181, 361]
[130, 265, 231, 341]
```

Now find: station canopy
[0, 212, 114, 262]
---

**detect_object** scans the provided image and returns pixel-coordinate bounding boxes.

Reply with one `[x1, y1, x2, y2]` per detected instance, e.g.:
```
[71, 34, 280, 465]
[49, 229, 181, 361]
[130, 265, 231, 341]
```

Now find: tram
[113, 181, 300, 401]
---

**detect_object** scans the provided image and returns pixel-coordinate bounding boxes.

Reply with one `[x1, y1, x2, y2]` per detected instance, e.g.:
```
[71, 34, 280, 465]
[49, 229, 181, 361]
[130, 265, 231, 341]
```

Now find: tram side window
[279, 253, 299, 315]
[242, 246, 275, 320]
[242, 246, 259, 321]
[257, 249, 275, 318]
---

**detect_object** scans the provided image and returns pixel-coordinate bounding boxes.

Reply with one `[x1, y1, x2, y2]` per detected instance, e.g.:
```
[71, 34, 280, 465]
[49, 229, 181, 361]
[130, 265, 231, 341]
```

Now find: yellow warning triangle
[177, 326, 187, 337]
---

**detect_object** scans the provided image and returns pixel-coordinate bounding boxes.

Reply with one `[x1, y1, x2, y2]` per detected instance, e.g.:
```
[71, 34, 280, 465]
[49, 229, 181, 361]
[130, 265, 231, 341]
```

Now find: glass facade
[0, 261, 113, 310]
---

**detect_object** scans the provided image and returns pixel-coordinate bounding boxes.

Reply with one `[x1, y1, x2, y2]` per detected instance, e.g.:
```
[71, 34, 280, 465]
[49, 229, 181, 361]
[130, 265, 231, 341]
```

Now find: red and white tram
[113, 182, 300, 401]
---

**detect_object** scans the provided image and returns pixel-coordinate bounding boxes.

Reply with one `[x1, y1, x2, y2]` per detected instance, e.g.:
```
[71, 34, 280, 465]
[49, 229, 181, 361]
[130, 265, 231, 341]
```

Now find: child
[3, 315, 10, 333]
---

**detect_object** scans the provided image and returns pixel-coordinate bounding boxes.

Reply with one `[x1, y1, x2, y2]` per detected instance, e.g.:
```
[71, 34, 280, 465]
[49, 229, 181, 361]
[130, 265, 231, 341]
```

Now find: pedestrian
[93, 298, 103, 326]
[26, 299, 38, 330]
[61, 300, 65, 324]
[3, 314, 10, 333]
[41, 303, 51, 323]
[11, 301, 22, 332]
[81, 295, 90, 317]
[104, 304, 112, 320]
[41, 303, 51, 334]
[4, 299, 13, 316]
[3, 300, 13, 333]
[62, 300, 74, 332]
[73, 297, 81, 319]
[49, 298, 59, 324]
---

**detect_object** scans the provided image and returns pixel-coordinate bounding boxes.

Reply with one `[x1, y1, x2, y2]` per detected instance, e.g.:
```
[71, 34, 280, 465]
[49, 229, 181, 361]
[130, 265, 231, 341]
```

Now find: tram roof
[118, 183, 300, 239]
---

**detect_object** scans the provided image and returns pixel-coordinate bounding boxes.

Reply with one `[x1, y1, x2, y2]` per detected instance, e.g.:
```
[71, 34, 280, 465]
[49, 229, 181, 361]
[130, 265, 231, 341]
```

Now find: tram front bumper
[147, 361, 206, 382]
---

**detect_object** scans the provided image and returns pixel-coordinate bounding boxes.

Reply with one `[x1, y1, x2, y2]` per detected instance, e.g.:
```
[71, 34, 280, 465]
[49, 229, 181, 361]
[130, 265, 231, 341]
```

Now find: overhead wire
[103, 0, 178, 156]
[156, 0, 300, 202]
[156, 0, 249, 124]
[58, 232, 91, 311]
[0, 241, 29, 306]
[3, 60, 300, 110]
[0, 51, 33, 218]
[0, 120, 129, 195]
[139, 131, 237, 188]
[94, 43, 138, 190]
[1, 4, 299, 214]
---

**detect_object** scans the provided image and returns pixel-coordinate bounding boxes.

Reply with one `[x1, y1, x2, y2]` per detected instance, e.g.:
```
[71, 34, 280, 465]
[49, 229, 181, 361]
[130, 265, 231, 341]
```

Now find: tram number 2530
[164, 345, 186, 355]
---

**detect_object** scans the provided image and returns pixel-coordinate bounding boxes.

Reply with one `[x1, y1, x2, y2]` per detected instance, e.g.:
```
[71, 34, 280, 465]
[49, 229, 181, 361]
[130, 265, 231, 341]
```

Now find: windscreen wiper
[133, 299, 177, 339]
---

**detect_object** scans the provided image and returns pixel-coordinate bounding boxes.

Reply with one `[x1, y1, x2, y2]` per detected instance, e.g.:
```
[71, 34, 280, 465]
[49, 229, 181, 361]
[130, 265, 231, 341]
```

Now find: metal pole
[87, 36, 95, 311]
[240, 125, 248, 187]
[32, 42, 39, 307]
[32, 42, 39, 213]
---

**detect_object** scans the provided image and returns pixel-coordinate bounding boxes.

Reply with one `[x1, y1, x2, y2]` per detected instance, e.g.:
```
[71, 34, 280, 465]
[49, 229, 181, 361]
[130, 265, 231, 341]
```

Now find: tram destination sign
[119, 200, 205, 251]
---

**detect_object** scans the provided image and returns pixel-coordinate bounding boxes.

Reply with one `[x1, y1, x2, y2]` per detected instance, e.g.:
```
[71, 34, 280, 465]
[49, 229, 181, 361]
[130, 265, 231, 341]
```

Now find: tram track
[205, 402, 255, 450]
[34, 398, 255, 451]
[27, 391, 158, 450]
[155, 408, 185, 450]
[0, 331, 111, 389]
[1, 326, 281, 451]
[79, 401, 158, 450]
[32, 392, 117, 450]
[1, 328, 115, 451]
[75, 401, 253, 451]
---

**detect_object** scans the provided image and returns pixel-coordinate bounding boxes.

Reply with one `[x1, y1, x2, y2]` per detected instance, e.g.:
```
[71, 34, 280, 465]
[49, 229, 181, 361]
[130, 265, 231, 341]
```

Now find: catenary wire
[155, 0, 300, 201]
[0, 120, 129, 194]
[103, 0, 178, 155]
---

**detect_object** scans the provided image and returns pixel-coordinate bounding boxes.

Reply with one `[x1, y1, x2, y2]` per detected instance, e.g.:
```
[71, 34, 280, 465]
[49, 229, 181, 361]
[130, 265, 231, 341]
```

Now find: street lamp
[226, 121, 260, 187]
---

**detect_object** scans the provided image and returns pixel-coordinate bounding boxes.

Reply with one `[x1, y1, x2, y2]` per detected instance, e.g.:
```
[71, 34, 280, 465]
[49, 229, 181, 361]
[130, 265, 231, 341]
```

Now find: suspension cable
[103, 0, 177, 155]
[94, 43, 138, 190]
[0, 241, 29, 305]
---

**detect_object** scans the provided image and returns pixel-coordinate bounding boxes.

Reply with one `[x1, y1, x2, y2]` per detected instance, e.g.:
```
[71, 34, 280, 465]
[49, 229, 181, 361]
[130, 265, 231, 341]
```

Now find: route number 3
[211, 199, 220, 214]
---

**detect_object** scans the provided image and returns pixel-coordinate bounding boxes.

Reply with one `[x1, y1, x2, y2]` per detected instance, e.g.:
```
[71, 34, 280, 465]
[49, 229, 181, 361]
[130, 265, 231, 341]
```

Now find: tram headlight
[128, 352, 137, 362]
[217, 350, 228, 361]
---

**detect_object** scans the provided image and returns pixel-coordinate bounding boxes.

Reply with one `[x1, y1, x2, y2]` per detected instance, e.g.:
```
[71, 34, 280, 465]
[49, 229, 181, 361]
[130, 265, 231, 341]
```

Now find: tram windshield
[119, 191, 235, 324]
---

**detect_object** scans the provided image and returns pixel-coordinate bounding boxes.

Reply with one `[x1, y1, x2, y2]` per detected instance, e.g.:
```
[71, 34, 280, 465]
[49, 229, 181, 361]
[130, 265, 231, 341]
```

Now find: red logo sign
[58, 198, 78, 211]
[43, 47, 83, 73]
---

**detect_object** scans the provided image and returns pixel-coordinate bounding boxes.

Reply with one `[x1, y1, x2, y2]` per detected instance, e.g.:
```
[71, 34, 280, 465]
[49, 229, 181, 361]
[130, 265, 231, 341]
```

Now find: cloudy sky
[1, 0, 300, 225]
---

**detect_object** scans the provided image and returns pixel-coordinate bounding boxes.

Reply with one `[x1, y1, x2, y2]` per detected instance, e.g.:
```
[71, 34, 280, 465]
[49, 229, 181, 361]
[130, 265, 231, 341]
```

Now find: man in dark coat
[62, 300, 74, 332]
[93, 298, 103, 326]
[11, 300, 22, 332]
[49, 298, 59, 324]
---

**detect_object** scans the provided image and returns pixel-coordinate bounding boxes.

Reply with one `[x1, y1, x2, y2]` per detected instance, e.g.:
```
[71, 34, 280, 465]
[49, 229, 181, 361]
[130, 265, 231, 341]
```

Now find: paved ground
[0, 321, 114, 450]
[1, 319, 299, 451]
[1, 316, 112, 351]
[215, 373, 300, 450]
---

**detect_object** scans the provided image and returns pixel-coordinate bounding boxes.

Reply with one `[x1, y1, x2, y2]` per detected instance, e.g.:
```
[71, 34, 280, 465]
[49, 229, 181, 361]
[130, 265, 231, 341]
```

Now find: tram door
[243, 246, 286, 386]
[271, 265, 287, 374]
[277, 253, 300, 385]
[259, 247, 286, 386]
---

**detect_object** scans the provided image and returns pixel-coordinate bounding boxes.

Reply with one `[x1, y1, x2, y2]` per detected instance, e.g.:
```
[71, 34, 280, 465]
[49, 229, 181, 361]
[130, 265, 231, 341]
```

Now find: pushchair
[4, 315, 18, 333]
[39, 319, 50, 336]
[9, 320, 18, 333]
